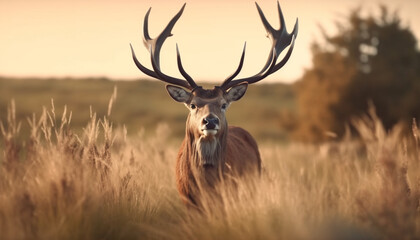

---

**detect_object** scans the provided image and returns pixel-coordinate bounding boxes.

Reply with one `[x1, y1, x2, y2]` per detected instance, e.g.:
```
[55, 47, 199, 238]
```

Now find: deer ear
[226, 83, 248, 102]
[166, 85, 191, 103]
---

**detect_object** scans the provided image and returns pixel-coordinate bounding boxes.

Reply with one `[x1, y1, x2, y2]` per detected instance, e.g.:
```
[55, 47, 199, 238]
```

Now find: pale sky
[0, 0, 419, 83]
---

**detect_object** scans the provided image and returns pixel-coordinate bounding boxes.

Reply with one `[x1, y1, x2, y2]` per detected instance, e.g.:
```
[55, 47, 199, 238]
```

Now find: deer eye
[190, 104, 196, 109]
[221, 103, 227, 110]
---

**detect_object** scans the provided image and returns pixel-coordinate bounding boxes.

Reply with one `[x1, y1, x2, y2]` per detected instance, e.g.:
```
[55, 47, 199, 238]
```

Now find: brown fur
[165, 85, 261, 208]
[175, 125, 261, 207]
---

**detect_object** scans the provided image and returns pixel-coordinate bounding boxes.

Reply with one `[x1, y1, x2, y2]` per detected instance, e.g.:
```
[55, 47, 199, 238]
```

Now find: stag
[130, 2, 298, 207]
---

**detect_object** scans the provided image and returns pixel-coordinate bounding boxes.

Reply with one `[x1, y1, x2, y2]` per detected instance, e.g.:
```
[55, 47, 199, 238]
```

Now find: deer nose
[202, 115, 219, 130]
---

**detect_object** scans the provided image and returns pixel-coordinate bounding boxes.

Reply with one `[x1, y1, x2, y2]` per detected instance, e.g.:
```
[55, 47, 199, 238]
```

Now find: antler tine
[130, 3, 197, 90]
[148, 3, 185, 68]
[176, 44, 198, 89]
[130, 43, 159, 79]
[220, 42, 247, 87]
[220, 1, 298, 90]
[143, 8, 152, 42]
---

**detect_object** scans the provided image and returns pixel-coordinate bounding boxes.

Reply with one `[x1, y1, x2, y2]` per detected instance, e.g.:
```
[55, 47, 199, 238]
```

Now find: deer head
[130, 2, 298, 167]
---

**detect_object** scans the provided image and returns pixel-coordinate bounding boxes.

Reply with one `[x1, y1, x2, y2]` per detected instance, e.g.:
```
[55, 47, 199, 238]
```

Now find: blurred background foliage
[1, 5, 419, 144]
[293, 6, 420, 142]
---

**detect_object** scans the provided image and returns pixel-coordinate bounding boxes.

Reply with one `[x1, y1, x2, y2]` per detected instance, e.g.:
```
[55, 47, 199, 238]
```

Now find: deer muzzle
[201, 115, 219, 137]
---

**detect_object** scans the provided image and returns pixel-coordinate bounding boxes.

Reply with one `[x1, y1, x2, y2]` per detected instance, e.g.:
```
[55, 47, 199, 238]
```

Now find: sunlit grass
[0, 93, 419, 240]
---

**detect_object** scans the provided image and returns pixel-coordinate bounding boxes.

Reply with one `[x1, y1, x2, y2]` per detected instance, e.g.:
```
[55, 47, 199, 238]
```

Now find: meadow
[0, 77, 295, 142]
[0, 78, 419, 239]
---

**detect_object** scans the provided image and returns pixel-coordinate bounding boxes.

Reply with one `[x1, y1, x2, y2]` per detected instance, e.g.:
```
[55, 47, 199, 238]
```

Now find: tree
[294, 6, 420, 142]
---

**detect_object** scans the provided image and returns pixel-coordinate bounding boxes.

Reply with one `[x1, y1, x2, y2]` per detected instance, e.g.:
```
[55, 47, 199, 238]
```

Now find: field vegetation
[0, 77, 295, 143]
[0, 86, 419, 239]
[294, 6, 420, 142]
[1, 4, 419, 239]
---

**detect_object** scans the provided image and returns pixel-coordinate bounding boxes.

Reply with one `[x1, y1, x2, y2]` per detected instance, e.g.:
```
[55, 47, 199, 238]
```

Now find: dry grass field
[0, 77, 295, 143]
[0, 85, 419, 240]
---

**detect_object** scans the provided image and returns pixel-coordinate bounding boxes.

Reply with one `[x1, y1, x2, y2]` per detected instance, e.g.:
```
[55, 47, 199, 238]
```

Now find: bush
[294, 6, 420, 142]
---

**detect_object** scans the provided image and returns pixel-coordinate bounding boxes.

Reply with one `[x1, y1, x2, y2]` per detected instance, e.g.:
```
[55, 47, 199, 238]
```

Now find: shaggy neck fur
[194, 137, 221, 166]
[184, 117, 228, 175]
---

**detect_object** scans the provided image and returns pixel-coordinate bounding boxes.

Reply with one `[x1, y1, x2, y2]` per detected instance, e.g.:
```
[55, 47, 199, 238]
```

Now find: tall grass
[0, 98, 419, 240]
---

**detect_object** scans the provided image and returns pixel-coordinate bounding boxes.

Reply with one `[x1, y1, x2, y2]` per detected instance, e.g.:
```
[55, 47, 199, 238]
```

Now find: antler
[220, 1, 298, 90]
[130, 3, 198, 90]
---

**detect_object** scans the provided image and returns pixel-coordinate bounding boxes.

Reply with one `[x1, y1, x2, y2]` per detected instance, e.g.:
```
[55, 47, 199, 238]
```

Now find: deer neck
[184, 120, 228, 172]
